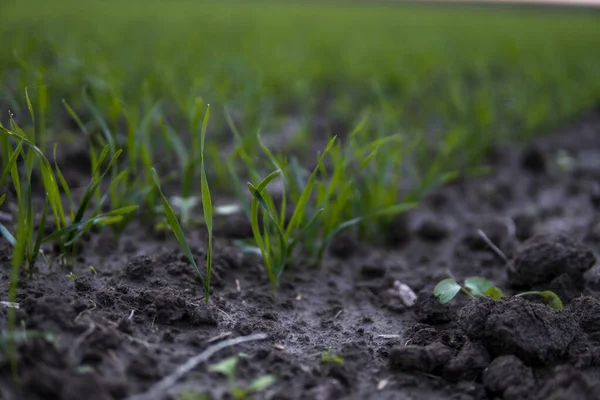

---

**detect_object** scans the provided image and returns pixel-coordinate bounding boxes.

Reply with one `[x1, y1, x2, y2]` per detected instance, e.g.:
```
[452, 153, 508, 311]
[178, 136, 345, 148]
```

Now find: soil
[1, 110, 600, 400]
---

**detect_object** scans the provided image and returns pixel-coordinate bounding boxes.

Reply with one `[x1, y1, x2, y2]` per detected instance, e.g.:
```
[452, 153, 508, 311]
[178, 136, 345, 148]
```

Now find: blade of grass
[199, 105, 213, 303]
[284, 136, 336, 242]
[53, 145, 74, 220]
[151, 168, 207, 292]
[29, 198, 48, 275]
[71, 147, 122, 225]
[247, 170, 282, 291]
[82, 86, 115, 154]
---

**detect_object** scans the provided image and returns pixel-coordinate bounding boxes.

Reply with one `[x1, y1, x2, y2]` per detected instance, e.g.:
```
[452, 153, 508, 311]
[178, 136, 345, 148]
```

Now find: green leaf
[208, 356, 238, 378]
[199, 104, 213, 303]
[464, 277, 495, 297]
[433, 279, 462, 304]
[247, 170, 284, 291]
[62, 99, 89, 136]
[72, 146, 122, 225]
[93, 216, 125, 226]
[515, 290, 563, 310]
[0, 139, 24, 187]
[151, 168, 204, 286]
[538, 291, 563, 310]
[284, 136, 336, 242]
[53, 144, 74, 220]
[320, 350, 344, 364]
[82, 86, 115, 154]
[248, 375, 276, 392]
[483, 286, 504, 301]
[248, 179, 287, 279]
[25, 88, 35, 128]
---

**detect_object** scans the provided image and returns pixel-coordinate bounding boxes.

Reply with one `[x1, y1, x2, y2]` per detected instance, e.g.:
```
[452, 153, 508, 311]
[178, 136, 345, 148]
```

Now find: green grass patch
[0, 1, 599, 300]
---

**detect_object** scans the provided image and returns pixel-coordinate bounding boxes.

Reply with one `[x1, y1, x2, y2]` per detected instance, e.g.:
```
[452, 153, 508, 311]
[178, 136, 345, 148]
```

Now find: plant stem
[514, 291, 541, 297]
[461, 287, 475, 299]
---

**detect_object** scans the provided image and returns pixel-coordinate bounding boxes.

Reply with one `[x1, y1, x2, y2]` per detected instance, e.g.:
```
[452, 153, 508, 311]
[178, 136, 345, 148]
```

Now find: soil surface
[1, 111, 600, 400]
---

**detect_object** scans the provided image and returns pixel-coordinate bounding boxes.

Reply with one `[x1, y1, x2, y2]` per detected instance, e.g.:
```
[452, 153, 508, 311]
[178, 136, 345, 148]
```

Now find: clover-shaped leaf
[433, 279, 462, 304]
[464, 277, 495, 296]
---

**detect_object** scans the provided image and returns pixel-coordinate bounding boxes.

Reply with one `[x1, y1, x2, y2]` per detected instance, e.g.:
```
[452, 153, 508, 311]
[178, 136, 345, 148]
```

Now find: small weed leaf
[483, 286, 504, 300]
[248, 375, 276, 392]
[539, 291, 564, 310]
[320, 349, 344, 365]
[464, 277, 495, 296]
[208, 356, 238, 378]
[515, 290, 564, 310]
[433, 279, 462, 304]
[0, 139, 24, 187]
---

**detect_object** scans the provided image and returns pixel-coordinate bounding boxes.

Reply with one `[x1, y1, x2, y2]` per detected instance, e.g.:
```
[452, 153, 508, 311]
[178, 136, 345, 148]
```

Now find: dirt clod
[415, 291, 457, 324]
[509, 234, 596, 287]
[571, 296, 600, 334]
[389, 342, 452, 373]
[537, 365, 600, 400]
[124, 255, 156, 280]
[443, 342, 490, 382]
[460, 297, 580, 365]
[482, 355, 536, 400]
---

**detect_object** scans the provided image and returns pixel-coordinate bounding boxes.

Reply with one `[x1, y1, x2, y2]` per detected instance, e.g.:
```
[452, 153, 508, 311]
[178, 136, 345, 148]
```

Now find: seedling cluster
[433, 277, 564, 310]
[207, 355, 275, 399]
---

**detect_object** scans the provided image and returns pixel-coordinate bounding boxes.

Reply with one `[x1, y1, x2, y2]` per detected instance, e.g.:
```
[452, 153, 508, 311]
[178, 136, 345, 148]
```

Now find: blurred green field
[1, 0, 600, 253]
[2, 1, 599, 140]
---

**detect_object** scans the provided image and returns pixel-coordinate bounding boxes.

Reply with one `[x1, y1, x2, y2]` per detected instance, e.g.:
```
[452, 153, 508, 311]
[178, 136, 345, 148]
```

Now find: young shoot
[320, 349, 344, 365]
[208, 355, 275, 400]
[247, 136, 336, 292]
[433, 277, 563, 310]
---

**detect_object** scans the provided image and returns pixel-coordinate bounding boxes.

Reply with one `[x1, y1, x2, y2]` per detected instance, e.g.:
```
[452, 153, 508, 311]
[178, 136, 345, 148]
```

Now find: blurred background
[1, 0, 599, 195]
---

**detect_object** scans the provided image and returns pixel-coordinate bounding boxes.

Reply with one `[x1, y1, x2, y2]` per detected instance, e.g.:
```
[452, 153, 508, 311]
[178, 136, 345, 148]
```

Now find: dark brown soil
[1, 111, 600, 400]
